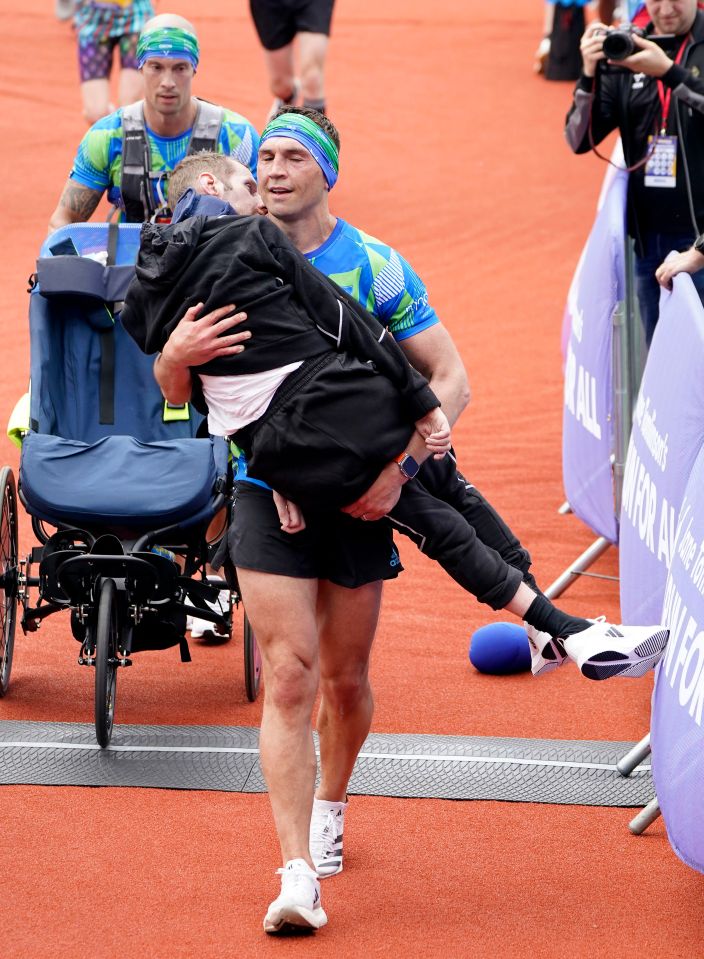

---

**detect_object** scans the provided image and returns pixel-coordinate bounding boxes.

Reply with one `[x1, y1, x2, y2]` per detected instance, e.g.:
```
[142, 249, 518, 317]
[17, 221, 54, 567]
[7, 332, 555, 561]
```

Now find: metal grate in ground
[0, 721, 652, 806]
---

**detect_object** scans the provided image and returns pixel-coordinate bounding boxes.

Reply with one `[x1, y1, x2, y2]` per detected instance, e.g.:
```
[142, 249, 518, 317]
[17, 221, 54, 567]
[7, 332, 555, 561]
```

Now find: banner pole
[543, 536, 611, 601]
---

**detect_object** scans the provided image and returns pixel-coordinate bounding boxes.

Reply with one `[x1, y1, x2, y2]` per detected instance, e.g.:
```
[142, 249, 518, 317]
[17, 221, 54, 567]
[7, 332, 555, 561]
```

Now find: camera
[601, 25, 646, 61]
[600, 26, 678, 62]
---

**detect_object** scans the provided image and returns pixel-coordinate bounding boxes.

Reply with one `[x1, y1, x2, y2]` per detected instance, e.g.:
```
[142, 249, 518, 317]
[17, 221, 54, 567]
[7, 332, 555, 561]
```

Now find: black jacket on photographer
[565, 12, 704, 255]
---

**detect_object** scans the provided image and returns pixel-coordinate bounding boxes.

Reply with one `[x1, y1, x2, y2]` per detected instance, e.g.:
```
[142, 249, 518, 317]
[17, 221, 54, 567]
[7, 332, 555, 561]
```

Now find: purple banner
[652, 443, 704, 874]
[620, 274, 704, 625]
[561, 168, 626, 542]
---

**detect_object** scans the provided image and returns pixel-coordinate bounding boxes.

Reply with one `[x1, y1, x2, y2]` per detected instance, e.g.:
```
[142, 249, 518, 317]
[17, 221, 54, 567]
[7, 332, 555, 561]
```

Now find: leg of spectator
[81, 78, 113, 125]
[297, 32, 329, 110]
[236, 567, 320, 867]
[117, 67, 143, 106]
[315, 580, 382, 801]
[263, 43, 297, 102]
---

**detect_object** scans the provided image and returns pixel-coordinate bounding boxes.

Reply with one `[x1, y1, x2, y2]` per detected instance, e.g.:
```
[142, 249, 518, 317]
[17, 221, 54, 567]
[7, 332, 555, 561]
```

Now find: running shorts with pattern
[74, 0, 154, 45]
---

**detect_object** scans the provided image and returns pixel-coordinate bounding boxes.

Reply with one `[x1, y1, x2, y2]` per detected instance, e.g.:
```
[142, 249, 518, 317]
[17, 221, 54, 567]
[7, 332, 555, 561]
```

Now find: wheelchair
[0, 223, 261, 747]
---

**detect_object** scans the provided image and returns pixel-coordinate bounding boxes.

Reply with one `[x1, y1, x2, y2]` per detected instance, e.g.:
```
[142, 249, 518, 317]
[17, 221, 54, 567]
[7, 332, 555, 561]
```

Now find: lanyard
[656, 36, 691, 134]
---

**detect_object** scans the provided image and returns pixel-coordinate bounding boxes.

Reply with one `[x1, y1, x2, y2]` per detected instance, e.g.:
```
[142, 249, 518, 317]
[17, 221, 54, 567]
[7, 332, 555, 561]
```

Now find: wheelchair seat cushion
[20, 433, 222, 528]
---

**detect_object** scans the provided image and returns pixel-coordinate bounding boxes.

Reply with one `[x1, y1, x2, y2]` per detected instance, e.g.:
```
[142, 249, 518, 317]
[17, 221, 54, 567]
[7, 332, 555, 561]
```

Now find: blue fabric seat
[20, 434, 227, 529]
[19, 223, 227, 533]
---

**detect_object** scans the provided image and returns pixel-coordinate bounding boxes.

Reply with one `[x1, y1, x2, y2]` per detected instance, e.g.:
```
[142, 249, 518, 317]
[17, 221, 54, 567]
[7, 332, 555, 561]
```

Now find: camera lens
[602, 30, 636, 61]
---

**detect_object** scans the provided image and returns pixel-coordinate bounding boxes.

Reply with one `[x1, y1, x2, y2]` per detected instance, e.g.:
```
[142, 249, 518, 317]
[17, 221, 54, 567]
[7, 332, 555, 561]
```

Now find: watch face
[401, 454, 420, 478]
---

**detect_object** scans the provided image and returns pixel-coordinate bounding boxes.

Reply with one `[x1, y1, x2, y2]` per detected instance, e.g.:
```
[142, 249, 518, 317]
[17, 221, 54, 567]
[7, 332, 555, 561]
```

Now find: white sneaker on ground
[525, 623, 568, 677]
[309, 797, 346, 878]
[187, 589, 230, 639]
[563, 622, 670, 680]
[263, 859, 327, 934]
[534, 36, 550, 74]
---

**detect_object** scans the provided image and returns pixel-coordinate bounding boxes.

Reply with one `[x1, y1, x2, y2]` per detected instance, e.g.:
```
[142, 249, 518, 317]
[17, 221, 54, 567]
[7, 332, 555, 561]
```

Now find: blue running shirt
[70, 106, 259, 211]
[305, 219, 439, 341]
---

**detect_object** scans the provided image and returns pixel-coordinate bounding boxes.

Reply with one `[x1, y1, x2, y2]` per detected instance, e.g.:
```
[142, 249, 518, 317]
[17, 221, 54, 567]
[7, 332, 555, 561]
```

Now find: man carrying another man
[145, 111, 670, 934]
[565, 0, 704, 345]
[48, 12, 259, 231]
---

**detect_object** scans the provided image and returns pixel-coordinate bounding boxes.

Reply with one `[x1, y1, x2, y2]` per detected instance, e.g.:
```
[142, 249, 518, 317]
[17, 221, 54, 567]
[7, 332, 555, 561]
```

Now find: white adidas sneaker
[186, 589, 231, 639]
[563, 622, 670, 680]
[525, 623, 568, 677]
[263, 859, 327, 935]
[309, 797, 346, 878]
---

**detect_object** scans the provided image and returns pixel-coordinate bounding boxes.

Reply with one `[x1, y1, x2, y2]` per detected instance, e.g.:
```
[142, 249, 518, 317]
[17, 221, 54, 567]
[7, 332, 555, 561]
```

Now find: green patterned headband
[137, 27, 200, 70]
[260, 113, 339, 189]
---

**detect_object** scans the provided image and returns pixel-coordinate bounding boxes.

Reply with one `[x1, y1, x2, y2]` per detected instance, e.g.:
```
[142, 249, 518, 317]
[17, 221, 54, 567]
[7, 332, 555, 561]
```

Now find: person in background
[250, 0, 335, 122]
[565, 0, 704, 345]
[48, 12, 259, 232]
[73, 0, 155, 125]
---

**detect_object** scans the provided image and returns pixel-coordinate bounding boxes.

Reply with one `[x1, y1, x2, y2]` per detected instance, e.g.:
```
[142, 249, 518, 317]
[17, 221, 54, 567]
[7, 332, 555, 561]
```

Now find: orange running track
[0, 1, 702, 956]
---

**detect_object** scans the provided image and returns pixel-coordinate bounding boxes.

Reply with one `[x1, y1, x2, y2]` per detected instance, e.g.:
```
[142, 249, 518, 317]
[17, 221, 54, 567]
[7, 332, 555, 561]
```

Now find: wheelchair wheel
[243, 612, 262, 702]
[0, 468, 18, 697]
[94, 577, 118, 748]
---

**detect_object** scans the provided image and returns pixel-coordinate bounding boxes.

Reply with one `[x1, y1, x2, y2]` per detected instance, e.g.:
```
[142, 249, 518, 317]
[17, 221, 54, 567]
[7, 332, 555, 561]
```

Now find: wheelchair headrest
[36, 256, 135, 330]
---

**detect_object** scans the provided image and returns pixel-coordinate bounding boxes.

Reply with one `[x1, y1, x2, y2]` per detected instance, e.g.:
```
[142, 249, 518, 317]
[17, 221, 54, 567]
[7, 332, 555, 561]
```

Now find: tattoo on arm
[57, 181, 103, 222]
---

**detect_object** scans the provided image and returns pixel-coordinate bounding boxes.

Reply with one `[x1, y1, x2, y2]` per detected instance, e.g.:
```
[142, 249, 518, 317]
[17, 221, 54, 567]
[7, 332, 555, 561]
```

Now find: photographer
[565, 0, 704, 345]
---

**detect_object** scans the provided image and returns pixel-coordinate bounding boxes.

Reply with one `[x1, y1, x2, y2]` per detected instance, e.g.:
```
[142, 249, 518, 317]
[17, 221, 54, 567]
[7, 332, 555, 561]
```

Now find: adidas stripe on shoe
[563, 622, 670, 681]
[263, 859, 327, 935]
[310, 797, 346, 878]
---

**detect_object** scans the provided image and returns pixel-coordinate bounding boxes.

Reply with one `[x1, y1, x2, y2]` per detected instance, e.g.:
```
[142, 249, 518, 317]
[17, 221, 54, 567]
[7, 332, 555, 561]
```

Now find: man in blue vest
[48, 12, 259, 232]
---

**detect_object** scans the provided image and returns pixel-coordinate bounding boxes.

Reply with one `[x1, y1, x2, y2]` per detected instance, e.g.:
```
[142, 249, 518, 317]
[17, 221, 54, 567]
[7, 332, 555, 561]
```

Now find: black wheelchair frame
[0, 465, 261, 747]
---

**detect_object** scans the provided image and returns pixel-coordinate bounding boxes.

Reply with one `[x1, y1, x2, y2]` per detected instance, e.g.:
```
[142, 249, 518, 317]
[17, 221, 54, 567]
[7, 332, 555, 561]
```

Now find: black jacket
[565, 12, 704, 252]
[122, 205, 438, 424]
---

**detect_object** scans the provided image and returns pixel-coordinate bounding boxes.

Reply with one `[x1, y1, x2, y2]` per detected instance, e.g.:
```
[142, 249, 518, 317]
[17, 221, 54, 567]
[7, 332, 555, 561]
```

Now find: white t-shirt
[199, 361, 304, 436]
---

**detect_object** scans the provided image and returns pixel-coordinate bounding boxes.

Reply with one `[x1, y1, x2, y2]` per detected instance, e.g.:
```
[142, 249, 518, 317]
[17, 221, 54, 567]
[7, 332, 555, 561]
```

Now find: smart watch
[395, 452, 420, 480]
[695, 233, 704, 256]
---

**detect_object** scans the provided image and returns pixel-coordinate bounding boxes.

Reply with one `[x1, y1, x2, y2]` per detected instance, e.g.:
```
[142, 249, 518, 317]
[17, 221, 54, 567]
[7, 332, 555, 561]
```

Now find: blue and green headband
[137, 27, 200, 71]
[260, 113, 339, 190]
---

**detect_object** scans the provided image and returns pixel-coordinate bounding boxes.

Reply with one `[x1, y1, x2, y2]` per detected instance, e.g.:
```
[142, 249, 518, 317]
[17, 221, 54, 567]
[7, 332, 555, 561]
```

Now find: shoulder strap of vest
[120, 101, 155, 223]
[187, 99, 224, 155]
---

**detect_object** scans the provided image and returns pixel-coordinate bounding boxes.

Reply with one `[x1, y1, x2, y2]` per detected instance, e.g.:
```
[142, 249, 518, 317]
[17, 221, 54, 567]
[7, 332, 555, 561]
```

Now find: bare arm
[398, 323, 470, 427]
[342, 323, 470, 520]
[153, 303, 251, 404]
[48, 179, 104, 234]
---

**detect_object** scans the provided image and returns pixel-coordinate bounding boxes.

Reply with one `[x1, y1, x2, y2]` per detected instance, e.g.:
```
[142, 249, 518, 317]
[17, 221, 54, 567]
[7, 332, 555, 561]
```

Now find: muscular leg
[315, 579, 382, 802]
[117, 67, 143, 106]
[297, 32, 329, 110]
[236, 567, 320, 868]
[262, 43, 297, 102]
[81, 78, 113, 125]
[78, 36, 115, 125]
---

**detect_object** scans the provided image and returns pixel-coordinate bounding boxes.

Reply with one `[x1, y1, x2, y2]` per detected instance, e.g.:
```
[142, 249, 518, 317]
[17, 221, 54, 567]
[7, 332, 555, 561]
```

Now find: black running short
[249, 0, 335, 50]
[228, 480, 402, 588]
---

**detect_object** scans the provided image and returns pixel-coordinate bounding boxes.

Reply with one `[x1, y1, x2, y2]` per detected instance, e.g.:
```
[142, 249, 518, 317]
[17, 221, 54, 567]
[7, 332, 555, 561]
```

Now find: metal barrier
[548, 234, 644, 602]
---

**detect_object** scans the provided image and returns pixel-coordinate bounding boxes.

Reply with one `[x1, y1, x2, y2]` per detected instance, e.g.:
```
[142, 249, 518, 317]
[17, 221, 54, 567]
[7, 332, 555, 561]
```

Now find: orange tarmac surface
[1, 1, 702, 956]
